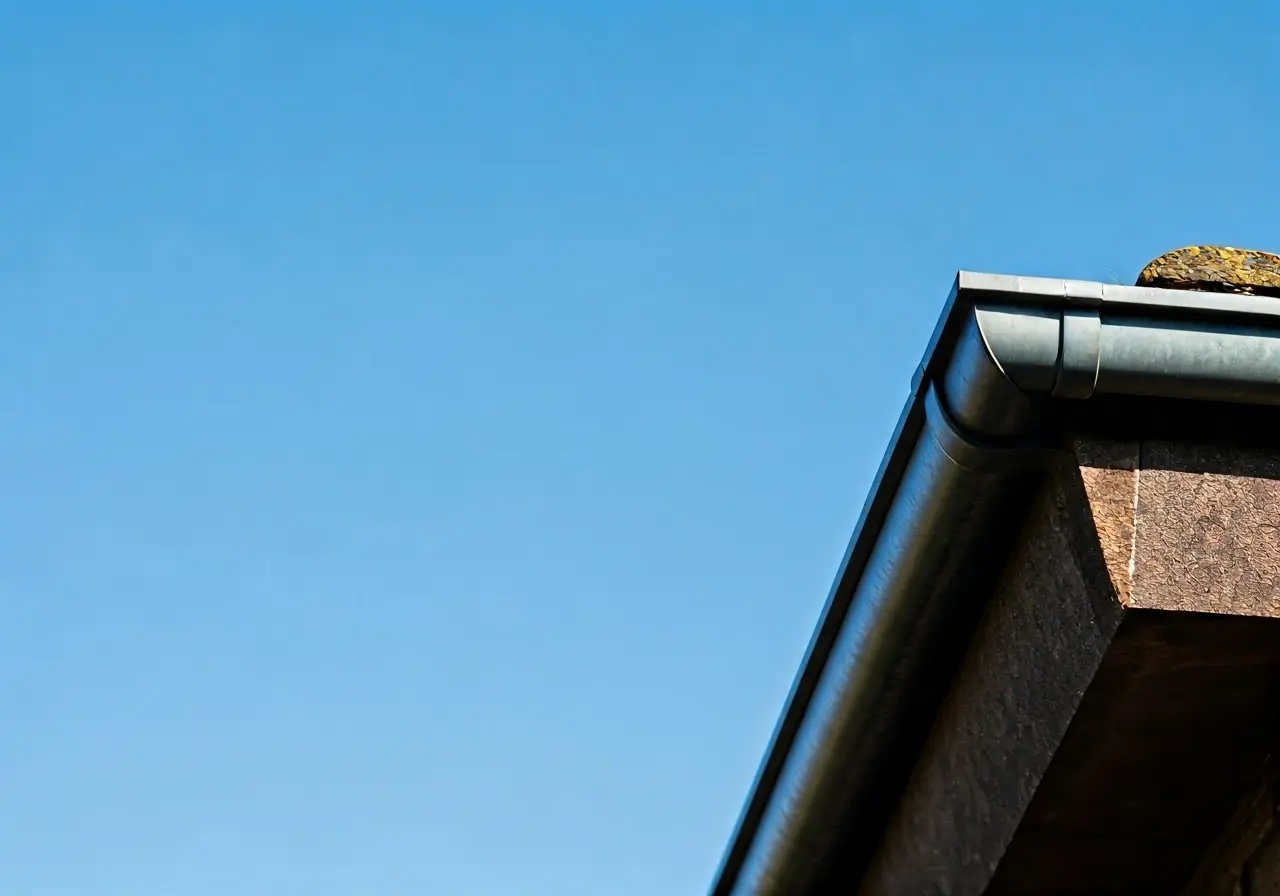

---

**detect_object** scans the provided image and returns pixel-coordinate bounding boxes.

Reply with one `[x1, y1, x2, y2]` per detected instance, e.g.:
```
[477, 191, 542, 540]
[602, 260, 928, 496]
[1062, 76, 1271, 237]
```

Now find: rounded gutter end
[940, 306, 1060, 439]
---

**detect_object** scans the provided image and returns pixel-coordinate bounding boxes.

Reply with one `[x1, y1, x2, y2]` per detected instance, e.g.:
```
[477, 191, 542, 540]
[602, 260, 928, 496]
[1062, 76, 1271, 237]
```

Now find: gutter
[709, 272, 1280, 896]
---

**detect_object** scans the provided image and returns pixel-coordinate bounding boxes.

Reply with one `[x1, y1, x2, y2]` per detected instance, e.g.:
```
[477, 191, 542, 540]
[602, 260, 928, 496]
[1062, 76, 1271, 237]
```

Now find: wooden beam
[859, 436, 1280, 895]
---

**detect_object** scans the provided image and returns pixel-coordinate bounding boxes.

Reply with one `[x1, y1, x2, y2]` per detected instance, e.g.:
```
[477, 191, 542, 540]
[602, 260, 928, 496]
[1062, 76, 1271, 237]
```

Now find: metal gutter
[709, 272, 1280, 896]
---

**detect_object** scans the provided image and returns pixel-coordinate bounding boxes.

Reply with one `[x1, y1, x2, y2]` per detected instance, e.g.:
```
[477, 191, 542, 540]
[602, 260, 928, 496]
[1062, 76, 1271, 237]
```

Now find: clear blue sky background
[1, 4, 1277, 894]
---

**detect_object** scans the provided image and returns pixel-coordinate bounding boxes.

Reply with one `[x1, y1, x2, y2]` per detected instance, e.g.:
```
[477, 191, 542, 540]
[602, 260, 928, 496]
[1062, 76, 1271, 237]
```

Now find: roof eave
[711, 272, 1280, 896]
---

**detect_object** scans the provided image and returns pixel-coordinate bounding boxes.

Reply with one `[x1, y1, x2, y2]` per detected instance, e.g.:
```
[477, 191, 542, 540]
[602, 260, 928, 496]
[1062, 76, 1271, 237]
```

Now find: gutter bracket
[1063, 279, 1105, 308]
[1053, 309, 1102, 399]
[1057, 280, 1104, 398]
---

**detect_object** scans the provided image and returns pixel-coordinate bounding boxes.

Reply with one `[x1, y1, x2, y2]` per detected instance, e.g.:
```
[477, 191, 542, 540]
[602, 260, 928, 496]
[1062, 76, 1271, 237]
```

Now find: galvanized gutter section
[709, 272, 1280, 896]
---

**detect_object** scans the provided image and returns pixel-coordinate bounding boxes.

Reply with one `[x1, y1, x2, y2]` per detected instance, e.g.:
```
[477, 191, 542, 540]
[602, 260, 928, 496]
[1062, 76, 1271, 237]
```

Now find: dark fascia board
[709, 272, 1280, 896]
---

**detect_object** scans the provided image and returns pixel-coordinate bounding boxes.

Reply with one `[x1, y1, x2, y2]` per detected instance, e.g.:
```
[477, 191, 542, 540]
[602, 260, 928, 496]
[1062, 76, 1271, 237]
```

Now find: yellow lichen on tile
[1136, 246, 1280, 296]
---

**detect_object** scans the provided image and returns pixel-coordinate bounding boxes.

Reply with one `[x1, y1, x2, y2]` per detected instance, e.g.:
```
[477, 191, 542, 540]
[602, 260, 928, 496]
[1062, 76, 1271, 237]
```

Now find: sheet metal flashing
[709, 272, 1280, 896]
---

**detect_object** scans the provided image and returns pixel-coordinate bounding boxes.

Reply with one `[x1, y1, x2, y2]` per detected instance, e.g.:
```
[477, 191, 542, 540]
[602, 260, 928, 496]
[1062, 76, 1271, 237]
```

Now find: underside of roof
[710, 273, 1280, 896]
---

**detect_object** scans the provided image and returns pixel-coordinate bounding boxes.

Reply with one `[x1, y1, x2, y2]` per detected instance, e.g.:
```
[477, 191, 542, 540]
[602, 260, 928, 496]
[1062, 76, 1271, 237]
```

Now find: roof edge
[710, 272, 1280, 896]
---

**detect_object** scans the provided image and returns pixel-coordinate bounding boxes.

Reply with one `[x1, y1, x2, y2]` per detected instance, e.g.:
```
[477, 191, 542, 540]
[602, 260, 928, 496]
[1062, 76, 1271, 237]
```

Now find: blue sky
[1, 4, 1276, 894]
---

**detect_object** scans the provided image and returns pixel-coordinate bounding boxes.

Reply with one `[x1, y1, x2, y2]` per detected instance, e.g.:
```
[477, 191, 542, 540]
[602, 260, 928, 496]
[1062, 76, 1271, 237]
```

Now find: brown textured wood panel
[985, 610, 1280, 895]
[859, 458, 1126, 895]
[1131, 443, 1280, 616]
[1058, 440, 1280, 618]
[857, 437, 1280, 895]
[1074, 439, 1139, 605]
